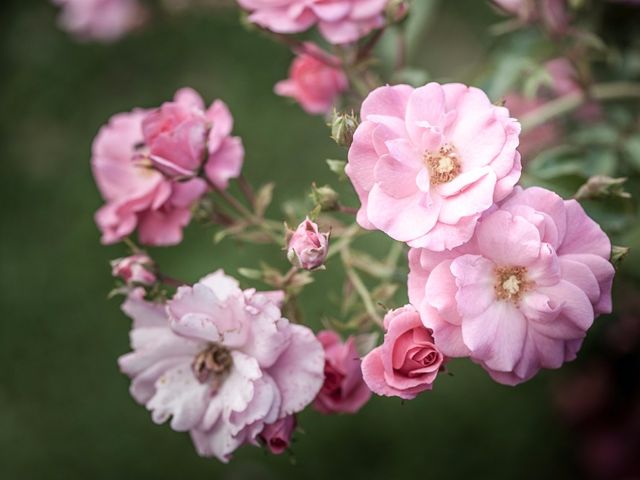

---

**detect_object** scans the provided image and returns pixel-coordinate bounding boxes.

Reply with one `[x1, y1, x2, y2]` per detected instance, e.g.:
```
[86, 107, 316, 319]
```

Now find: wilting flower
[314, 331, 371, 414]
[259, 415, 296, 454]
[275, 44, 348, 115]
[118, 271, 325, 462]
[287, 218, 330, 270]
[408, 186, 615, 385]
[236, 0, 387, 44]
[361, 306, 445, 399]
[111, 253, 156, 286]
[92, 88, 243, 246]
[52, 0, 147, 42]
[346, 83, 521, 251]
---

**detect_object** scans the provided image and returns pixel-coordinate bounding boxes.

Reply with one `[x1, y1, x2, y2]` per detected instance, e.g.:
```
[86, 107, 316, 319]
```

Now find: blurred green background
[1, 1, 629, 478]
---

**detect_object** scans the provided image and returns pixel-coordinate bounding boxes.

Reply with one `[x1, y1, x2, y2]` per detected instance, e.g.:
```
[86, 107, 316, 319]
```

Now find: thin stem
[341, 249, 384, 327]
[520, 82, 640, 133]
[237, 174, 256, 208]
[265, 30, 341, 68]
[395, 27, 407, 72]
[158, 273, 189, 288]
[356, 27, 386, 63]
[327, 223, 361, 260]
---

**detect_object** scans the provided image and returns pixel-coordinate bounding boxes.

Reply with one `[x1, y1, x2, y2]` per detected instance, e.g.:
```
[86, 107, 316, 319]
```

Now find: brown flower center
[424, 144, 461, 185]
[494, 266, 530, 303]
[192, 343, 233, 390]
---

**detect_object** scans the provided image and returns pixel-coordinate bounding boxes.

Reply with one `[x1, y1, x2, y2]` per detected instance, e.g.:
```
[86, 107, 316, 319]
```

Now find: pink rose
[275, 44, 348, 115]
[236, 0, 387, 44]
[92, 88, 244, 246]
[142, 88, 245, 188]
[259, 416, 296, 454]
[111, 253, 156, 285]
[361, 305, 445, 399]
[92, 108, 208, 246]
[52, 0, 147, 42]
[314, 331, 371, 414]
[408, 186, 615, 385]
[346, 83, 521, 251]
[118, 270, 325, 462]
[286, 218, 330, 270]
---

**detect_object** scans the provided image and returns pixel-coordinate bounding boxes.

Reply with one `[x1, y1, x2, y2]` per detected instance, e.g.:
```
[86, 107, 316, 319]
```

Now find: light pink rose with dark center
[236, 0, 387, 44]
[275, 44, 348, 115]
[408, 186, 615, 385]
[314, 330, 371, 414]
[346, 82, 521, 251]
[118, 271, 325, 462]
[361, 305, 445, 399]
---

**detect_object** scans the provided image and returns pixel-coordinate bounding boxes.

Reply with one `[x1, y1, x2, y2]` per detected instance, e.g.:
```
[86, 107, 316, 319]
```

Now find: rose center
[192, 343, 233, 390]
[424, 144, 461, 185]
[494, 266, 529, 303]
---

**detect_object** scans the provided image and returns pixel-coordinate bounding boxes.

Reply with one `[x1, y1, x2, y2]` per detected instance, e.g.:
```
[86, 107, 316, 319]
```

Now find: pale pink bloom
[346, 83, 522, 251]
[314, 331, 371, 414]
[287, 218, 330, 270]
[118, 271, 325, 462]
[236, 0, 387, 44]
[361, 305, 445, 400]
[408, 186, 615, 385]
[275, 44, 348, 115]
[111, 253, 156, 285]
[492, 0, 570, 34]
[52, 0, 147, 42]
[259, 415, 296, 454]
[92, 108, 207, 246]
[142, 88, 244, 187]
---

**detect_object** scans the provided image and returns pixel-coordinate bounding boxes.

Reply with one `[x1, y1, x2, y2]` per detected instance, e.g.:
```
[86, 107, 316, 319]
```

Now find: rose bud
[111, 253, 156, 286]
[314, 330, 371, 414]
[330, 110, 359, 147]
[259, 416, 296, 455]
[286, 218, 330, 270]
[362, 305, 446, 400]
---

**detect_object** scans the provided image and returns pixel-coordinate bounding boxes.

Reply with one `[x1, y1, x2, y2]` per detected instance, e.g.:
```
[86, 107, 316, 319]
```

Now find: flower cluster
[347, 83, 615, 388]
[119, 270, 325, 461]
[92, 88, 243, 246]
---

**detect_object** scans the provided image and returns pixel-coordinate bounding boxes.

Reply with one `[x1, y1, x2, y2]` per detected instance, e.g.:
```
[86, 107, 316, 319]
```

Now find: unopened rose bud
[611, 245, 630, 268]
[259, 415, 296, 455]
[310, 183, 339, 211]
[287, 218, 330, 270]
[111, 254, 156, 286]
[330, 110, 359, 147]
[574, 176, 631, 200]
[385, 0, 410, 24]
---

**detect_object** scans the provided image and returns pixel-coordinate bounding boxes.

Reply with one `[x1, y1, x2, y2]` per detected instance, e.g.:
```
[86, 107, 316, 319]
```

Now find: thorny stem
[520, 82, 640, 132]
[341, 248, 384, 327]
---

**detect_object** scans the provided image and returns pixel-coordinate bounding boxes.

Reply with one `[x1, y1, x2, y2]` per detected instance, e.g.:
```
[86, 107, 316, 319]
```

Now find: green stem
[341, 249, 384, 327]
[520, 82, 640, 133]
